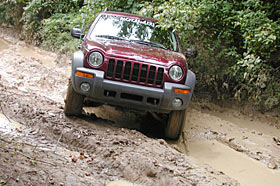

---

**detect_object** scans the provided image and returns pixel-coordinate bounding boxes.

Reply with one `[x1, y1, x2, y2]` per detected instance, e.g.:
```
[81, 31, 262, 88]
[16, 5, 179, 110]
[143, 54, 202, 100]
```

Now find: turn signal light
[76, 71, 94, 78]
[173, 88, 190, 94]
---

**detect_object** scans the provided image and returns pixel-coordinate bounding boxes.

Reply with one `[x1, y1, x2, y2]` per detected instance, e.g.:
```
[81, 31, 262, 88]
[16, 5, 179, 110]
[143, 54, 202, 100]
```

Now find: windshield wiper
[130, 40, 167, 49]
[95, 35, 127, 41]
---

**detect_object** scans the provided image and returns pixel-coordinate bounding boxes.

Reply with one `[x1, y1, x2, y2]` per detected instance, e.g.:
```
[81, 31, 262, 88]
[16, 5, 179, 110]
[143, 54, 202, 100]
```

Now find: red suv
[64, 11, 196, 139]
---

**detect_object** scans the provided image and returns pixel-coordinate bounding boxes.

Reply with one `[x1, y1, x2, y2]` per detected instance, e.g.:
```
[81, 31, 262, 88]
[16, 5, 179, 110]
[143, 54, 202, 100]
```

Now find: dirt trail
[0, 27, 280, 186]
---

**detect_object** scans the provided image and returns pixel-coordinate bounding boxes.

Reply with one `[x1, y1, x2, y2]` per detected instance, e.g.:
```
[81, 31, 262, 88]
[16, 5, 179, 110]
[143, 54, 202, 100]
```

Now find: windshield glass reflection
[90, 14, 179, 51]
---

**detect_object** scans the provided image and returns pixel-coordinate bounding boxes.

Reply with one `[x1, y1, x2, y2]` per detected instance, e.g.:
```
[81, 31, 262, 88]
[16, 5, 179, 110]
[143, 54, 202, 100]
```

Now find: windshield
[90, 14, 179, 51]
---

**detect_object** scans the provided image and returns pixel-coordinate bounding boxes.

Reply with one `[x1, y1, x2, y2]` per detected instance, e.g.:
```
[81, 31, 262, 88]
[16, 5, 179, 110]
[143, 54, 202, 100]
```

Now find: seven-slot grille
[106, 59, 164, 87]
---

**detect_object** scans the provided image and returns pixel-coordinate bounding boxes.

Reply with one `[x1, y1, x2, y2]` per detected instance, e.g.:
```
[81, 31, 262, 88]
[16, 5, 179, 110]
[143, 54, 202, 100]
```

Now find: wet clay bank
[0, 27, 280, 186]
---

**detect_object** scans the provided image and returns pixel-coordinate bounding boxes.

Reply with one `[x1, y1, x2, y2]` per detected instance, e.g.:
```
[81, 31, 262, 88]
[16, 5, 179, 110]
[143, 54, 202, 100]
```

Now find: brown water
[0, 38, 9, 51]
[170, 107, 280, 186]
[0, 37, 57, 67]
[188, 139, 280, 186]
[0, 37, 69, 104]
[17, 45, 57, 67]
[207, 107, 280, 137]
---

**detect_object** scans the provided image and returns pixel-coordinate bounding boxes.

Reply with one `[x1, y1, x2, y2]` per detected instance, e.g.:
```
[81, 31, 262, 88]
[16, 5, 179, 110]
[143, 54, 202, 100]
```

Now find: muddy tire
[64, 79, 84, 116]
[165, 109, 187, 140]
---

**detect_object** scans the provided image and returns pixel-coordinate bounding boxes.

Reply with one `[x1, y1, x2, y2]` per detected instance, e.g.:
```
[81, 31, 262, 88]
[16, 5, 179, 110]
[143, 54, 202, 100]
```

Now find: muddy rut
[0, 28, 280, 186]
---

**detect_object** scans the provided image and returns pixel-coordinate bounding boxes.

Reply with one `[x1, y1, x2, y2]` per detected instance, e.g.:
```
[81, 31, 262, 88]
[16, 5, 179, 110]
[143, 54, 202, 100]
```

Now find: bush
[0, 0, 28, 27]
[140, 0, 280, 111]
[40, 13, 80, 53]
[21, 0, 81, 44]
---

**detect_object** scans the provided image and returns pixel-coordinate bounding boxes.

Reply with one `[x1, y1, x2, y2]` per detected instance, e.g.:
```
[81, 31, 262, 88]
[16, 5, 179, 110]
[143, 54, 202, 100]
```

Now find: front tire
[64, 79, 84, 116]
[165, 109, 187, 140]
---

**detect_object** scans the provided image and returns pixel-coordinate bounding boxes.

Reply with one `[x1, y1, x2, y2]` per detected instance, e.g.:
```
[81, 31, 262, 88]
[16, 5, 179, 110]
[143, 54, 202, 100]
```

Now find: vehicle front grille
[106, 58, 164, 87]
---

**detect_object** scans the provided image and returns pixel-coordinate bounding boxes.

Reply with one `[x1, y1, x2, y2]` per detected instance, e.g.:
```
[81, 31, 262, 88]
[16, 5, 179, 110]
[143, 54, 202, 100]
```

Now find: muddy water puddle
[206, 108, 280, 137]
[0, 37, 57, 67]
[0, 37, 9, 51]
[170, 108, 280, 186]
[188, 139, 280, 186]
[17, 45, 56, 67]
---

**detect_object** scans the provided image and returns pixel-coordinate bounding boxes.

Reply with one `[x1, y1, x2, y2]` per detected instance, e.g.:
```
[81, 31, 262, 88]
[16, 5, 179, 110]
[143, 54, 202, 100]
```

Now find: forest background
[1, 0, 279, 112]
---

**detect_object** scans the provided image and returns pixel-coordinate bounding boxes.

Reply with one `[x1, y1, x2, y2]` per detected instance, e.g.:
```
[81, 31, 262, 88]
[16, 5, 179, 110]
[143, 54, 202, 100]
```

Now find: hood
[85, 38, 186, 67]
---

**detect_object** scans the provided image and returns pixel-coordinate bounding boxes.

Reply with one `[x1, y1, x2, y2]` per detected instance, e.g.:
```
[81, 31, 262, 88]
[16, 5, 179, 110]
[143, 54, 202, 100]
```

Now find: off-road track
[0, 27, 279, 186]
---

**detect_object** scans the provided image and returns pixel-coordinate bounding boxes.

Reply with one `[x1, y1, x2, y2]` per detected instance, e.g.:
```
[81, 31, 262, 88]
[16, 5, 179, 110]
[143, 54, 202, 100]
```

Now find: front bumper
[72, 67, 193, 113]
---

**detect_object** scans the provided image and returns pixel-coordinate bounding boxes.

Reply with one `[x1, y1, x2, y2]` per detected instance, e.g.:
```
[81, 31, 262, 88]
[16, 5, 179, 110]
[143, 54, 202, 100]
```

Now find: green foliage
[40, 13, 80, 53]
[21, 0, 81, 44]
[140, 0, 280, 110]
[0, 0, 28, 26]
[72, 0, 146, 33]
[39, 0, 145, 52]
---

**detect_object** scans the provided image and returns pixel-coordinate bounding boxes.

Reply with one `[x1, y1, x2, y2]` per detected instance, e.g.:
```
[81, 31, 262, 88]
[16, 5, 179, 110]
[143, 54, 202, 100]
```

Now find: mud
[170, 104, 280, 186]
[188, 140, 280, 186]
[0, 39, 8, 51]
[0, 27, 280, 186]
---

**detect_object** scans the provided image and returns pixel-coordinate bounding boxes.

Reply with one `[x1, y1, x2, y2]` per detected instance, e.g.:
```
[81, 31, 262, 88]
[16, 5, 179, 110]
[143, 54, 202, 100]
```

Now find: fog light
[172, 98, 183, 108]
[80, 82, 90, 92]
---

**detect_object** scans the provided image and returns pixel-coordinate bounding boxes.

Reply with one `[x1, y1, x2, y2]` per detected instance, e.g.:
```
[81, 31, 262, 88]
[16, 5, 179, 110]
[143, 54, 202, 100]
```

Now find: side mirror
[71, 28, 85, 40]
[186, 48, 198, 58]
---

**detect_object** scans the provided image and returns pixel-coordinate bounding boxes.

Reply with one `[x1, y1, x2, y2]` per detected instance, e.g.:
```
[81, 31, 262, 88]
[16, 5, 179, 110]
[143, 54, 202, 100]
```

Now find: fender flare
[185, 70, 196, 98]
[71, 50, 84, 89]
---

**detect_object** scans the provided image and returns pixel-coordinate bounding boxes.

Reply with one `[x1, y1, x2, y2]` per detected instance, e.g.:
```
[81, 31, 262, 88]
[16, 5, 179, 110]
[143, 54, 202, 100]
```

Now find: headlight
[169, 65, 183, 81]
[172, 98, 183, 108]
[80, 82, 90, 92]
[88, 52, 103, 67]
